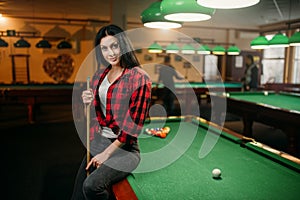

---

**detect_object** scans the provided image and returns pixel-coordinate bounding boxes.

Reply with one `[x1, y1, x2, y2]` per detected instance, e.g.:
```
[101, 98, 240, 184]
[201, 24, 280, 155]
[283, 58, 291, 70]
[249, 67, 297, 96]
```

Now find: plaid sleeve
[117, 70, 152, 144]
[89, 68, 108, 140]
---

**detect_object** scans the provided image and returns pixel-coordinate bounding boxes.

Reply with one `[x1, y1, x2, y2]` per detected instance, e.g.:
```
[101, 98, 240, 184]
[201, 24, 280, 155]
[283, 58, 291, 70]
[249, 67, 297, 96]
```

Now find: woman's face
[100, 35, 121, 66]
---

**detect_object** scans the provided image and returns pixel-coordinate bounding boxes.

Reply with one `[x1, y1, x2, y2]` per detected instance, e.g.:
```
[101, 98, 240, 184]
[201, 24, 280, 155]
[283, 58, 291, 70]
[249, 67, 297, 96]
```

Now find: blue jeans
[71, 134, 140, 200]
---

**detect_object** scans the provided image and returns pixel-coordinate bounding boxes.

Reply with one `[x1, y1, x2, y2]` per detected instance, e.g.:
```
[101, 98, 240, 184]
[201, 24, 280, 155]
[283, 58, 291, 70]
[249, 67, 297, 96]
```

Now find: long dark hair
[94, 24, 140, 69]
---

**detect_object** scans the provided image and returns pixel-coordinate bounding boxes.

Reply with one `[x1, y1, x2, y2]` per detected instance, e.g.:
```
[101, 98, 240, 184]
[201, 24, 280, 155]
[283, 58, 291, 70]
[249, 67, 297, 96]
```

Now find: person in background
[71, 24, 152, 200]
[242, 54, 258, 91]
[157, 55, 184, 116]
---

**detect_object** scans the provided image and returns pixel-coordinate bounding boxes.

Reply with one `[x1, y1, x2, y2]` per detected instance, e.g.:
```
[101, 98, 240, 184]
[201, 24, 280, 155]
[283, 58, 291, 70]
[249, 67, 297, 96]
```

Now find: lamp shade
[196, 0, 260, 9]
[57, 40, 72, 49]
[250, 35, 269, 49]
[166, 42, 180, 53]
[36, 39, 52, 48]
[141, 1, 182, 29]
[289, 31, 300, 46]
[14, 38, 31, 48]
[269, 33, 289, 48]
[181, 44, 195, 54]
[161, 0, 215, 22]
[197, 45, 211, 54]
[148, 42, 163, 53]
[227, 45, 241, 55]
[0, 38, 8, 47]
[212, 45, 226, 55]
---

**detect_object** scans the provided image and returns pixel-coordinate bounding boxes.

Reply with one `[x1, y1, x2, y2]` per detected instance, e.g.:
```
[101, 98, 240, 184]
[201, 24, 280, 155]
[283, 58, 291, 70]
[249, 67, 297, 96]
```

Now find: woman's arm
[86, 139, 123, 169]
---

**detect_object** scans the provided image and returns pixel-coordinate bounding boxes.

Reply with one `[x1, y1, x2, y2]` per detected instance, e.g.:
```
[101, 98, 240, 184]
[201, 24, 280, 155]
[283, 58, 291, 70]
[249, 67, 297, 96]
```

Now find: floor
[1, 104, 85, 200]
[1, 101, 298, 199]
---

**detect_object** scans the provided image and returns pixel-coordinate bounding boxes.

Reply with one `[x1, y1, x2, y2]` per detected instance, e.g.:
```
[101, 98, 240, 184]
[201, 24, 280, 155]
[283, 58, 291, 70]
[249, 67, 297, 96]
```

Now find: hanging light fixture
[57, 40, 72, 49]
[141, 1, 182, 29]
[0, 38, 8, 47]
[197, 45, 211, 54]
[36, 39, 52, 48]
[181, 44, 195, 54]
[196, 0, 260, 9]
[268, 32, 289, 48]
[148, 41, 163, 53]
[212, 45, 226, 55]
[161, 0, 215, 22]
[227, 45, 241, 55]
[166, 42, 180, 53]
[250, 35, 269, 49]
[289, 31, 300, 46]
[14, 37, 31, 48]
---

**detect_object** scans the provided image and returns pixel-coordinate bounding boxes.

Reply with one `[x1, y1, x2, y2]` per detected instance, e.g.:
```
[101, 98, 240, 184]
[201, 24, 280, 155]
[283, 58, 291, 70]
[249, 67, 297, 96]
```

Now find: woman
[72, 24, 152, 200]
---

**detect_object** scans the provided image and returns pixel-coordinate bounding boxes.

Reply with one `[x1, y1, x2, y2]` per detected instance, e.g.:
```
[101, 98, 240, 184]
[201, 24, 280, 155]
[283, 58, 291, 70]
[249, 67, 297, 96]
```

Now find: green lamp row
[148, 42, 240, 55]
[141, 0, 260, 29]
[250, 31, 300, 49]
[0, 37, 72, 49]
[141, 1, 215, 29]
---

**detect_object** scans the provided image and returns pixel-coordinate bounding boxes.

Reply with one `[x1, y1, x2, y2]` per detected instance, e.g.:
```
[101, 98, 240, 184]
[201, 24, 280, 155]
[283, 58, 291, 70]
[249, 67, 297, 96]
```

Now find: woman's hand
[86, 152, 110, 170]
[81, 89, 94, 104]
[85, 140, 123, 170]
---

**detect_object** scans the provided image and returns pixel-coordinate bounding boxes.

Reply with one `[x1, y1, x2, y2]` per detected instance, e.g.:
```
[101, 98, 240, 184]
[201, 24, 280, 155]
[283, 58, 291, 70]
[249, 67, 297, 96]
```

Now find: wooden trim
[112, 178, 138, 200]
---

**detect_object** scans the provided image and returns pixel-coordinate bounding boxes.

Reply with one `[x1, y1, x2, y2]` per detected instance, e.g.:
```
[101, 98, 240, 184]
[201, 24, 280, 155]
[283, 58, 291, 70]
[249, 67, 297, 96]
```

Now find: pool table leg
[242, 115, 253, 137]
[27, 104, 36, 123]
[284, 127, 298, 156]
[25, 96, 37, 123]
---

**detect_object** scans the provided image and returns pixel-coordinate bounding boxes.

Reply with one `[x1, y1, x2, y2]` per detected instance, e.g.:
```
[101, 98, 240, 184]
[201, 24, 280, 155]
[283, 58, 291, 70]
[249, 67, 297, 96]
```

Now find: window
[262, 45, 285, 84]
[204, 55, 219, 81]
[292, 46, 300, 83]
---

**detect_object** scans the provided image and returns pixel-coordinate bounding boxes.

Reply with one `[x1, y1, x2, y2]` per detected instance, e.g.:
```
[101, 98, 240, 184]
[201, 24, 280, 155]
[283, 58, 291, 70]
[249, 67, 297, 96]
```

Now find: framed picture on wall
[144, 54, 153, 61]
[235, 56, 243, 68]
[183, 62, 191, 68]
[175, 55, 182, 62]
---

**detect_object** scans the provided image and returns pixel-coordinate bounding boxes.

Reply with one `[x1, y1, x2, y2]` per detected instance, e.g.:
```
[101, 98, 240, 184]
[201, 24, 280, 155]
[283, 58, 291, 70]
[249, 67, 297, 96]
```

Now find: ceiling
[1, 0, 300, 30]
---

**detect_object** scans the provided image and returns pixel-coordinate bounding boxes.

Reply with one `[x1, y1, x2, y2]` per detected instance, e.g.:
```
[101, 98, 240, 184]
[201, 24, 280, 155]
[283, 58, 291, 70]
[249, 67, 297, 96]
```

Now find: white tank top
[98, 75, 117, 138]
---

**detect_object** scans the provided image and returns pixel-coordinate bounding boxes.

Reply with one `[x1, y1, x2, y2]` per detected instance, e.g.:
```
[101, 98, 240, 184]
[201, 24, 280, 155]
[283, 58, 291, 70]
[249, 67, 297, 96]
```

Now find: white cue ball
[212, 168, 221, 178]
[264, 91, 268, 96]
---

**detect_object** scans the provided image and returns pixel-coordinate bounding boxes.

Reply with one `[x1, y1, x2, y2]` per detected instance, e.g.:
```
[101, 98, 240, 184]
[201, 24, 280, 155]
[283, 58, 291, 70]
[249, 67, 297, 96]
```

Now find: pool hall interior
[1, 0, 300, 199]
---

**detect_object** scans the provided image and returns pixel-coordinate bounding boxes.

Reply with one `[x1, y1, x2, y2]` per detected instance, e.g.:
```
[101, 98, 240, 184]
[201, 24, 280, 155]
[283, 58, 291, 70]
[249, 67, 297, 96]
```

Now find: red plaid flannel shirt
[89, 66, 151, 144]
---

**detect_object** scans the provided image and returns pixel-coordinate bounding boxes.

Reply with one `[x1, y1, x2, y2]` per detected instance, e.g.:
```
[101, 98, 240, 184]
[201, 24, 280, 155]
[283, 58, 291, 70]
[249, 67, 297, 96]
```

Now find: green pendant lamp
[289, 31, 300, 46]
[148, 41, 163, 53]
[269, 33, 289, 48]
[197, 45, 211, 54]
[36, 39, 52, 48]
[0, 38, 8, 47]
[14, 38, 31, 48]
[212, 45, 226, 55]
[181, 44, 195, 54]
[250, 35, 269, 49]
[141, 1, 182, 29]
[166, 42, 180, 53]
[196, 0, 260, 9]
[227, 45, 241, 55]
[161, 0, 215, 22]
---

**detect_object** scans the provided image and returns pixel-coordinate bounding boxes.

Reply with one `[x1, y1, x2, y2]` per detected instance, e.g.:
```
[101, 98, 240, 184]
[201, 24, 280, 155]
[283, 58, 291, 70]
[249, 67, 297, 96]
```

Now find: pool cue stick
[86, 77, 91, 175]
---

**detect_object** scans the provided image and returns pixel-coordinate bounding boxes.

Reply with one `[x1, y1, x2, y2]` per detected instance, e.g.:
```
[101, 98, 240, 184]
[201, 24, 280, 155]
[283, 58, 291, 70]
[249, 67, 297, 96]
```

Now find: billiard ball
[212, 168, 221, 178]
[264, 91, 268, 96]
